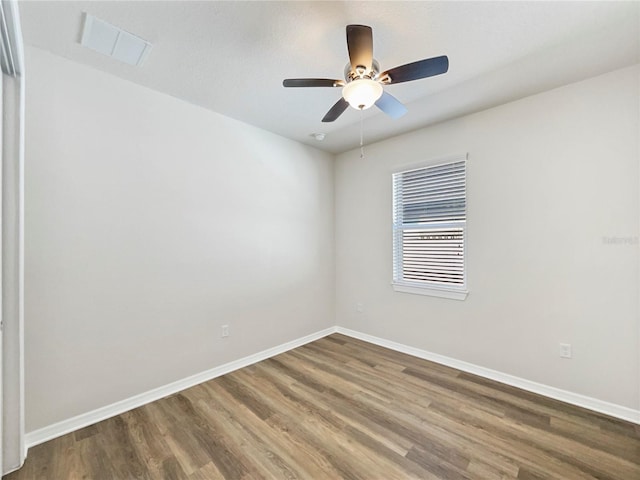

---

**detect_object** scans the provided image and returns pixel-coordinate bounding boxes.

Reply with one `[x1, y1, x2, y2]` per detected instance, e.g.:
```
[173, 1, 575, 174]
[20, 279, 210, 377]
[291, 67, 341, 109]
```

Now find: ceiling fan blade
[380, 55, 449, 84]
[346, 25, 373, 74]
[283, 78, 344, 88]
[375, 91, 408, 119]
[322, 98, 349, 122]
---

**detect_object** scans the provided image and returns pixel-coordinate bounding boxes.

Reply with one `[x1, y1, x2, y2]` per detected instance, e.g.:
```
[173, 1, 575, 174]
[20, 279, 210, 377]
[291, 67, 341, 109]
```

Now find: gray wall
[24, 47, 335, 432]
[335, 65, 639, 409]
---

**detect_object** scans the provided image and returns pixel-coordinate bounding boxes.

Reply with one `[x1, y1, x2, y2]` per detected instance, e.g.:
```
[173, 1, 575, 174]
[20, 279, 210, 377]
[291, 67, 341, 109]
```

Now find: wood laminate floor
[5, 334, 640, 479]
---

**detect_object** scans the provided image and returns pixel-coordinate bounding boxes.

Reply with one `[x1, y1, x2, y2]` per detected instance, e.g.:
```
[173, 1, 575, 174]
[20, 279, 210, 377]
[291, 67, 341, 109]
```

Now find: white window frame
[392, 153, 468, 300]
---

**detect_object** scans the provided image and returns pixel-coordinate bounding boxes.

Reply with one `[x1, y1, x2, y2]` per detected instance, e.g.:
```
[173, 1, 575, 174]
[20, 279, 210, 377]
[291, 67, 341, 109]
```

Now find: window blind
[393, 159, 466, 288]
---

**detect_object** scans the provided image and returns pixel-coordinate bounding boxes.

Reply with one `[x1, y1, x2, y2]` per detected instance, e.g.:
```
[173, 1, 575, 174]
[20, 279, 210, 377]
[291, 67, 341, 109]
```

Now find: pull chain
[359, 107, 365, 159]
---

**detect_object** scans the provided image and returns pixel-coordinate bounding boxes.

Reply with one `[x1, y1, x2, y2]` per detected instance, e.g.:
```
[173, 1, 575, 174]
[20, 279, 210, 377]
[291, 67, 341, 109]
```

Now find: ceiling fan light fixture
[342, 79, 383, 110]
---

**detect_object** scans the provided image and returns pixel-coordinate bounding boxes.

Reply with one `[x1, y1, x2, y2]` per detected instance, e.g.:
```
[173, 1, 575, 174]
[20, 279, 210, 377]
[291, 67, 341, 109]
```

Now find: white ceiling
[19, 1, 640, 154]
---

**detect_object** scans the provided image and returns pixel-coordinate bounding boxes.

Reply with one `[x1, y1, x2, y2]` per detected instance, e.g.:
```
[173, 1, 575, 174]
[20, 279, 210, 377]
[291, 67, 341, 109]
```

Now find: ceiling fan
[283, 25, 449, 123]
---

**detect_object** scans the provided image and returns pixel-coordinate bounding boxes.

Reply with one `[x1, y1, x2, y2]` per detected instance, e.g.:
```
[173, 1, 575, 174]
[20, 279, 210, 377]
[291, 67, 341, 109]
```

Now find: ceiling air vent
[80, 13, 152, 67]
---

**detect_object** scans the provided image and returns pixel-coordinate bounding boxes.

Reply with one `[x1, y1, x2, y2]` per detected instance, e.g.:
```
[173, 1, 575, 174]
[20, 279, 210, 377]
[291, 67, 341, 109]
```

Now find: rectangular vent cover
[80, 13, 152, 66]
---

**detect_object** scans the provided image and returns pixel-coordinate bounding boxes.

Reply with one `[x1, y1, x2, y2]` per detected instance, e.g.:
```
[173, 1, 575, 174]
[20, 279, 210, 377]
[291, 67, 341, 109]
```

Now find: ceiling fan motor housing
[344, 59, 381, 82]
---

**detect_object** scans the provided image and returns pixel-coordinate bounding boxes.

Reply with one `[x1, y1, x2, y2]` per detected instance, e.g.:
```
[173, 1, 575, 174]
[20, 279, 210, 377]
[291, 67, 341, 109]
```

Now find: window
[392, 155, 467, 300]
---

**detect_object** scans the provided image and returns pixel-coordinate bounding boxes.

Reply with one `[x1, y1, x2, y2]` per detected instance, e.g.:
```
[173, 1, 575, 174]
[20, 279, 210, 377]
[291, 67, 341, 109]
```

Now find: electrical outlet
[221, 325, 229, 338]
[356, 303, 364, 313]
[559, 343, 572, 359]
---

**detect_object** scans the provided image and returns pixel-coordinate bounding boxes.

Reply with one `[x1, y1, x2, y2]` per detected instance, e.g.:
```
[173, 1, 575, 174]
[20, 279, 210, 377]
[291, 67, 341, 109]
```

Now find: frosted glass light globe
[342, 79, 383, 110]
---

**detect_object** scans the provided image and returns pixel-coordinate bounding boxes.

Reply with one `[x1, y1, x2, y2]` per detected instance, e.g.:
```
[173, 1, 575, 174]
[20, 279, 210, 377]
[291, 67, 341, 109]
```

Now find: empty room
[1, 1, 639, 479]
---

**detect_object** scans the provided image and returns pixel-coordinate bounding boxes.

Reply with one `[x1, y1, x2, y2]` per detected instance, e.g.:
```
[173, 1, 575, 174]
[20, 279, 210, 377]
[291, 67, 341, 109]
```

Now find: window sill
[392, 282, 468, 301]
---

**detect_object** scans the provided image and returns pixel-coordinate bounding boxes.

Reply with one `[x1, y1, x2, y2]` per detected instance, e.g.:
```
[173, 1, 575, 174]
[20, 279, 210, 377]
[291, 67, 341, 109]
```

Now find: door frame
[0, 0, 25, 474]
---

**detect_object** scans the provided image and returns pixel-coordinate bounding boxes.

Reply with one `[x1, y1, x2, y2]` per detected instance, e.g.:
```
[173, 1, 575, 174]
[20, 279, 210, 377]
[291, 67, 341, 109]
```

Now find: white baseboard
[25, 327, 337, 448]
[335, 327, 640, 425]
[25, 324, 639, 450]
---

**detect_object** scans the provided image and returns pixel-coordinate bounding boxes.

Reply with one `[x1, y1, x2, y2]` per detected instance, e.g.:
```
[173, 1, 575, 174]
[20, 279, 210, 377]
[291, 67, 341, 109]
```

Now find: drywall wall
[24, 47, 334, 432]
[335, 65, 639, 410]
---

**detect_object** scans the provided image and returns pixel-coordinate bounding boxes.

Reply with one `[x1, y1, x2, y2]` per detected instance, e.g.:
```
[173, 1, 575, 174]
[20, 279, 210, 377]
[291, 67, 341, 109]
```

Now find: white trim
[0, 0, 23, 76]
[0, 0, 25, 474]
[335, 327, 640, 425]
[392, 282, 468, 300]
[390, 152, 468, 174]
[16, 39, 24, 469]
[25, 327, 337, 448]
[23, 324, 640, 452]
